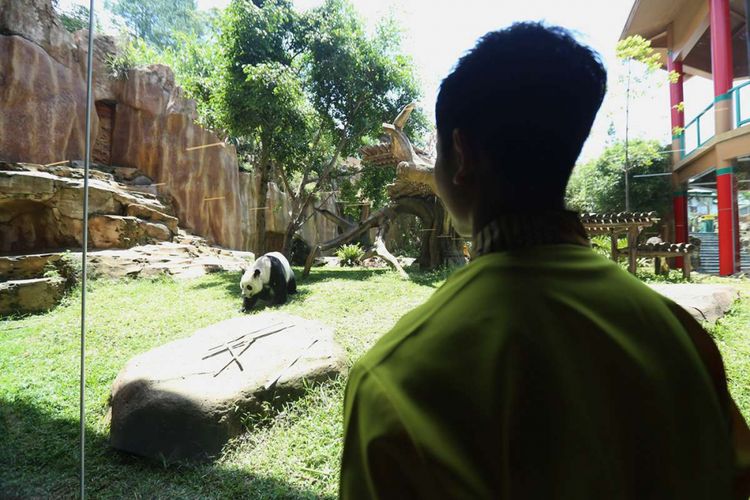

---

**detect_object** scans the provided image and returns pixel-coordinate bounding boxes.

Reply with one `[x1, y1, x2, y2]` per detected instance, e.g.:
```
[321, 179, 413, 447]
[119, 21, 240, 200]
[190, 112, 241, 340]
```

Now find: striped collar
[472, 211, 590, 257]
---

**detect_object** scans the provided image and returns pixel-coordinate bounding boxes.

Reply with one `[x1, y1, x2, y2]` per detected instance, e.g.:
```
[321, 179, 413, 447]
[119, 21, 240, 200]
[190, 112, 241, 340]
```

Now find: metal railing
[734, 80, 750, 128]
[679, 80, 750, 160]
[680, 101, 715, 158]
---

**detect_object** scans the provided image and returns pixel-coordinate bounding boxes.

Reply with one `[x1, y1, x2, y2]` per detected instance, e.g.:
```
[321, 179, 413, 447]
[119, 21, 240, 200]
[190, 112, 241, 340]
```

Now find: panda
[240, 251, 297, 311]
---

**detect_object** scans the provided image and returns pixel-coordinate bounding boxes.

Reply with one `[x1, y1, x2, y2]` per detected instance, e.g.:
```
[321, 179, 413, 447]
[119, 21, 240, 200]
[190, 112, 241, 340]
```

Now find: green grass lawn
[1, 266, 749, 498]
[0, 267, 448, 498]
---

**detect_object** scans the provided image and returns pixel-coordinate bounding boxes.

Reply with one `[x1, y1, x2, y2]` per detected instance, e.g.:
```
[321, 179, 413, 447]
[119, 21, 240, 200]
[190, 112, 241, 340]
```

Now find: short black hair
[435, 23, 606, 201]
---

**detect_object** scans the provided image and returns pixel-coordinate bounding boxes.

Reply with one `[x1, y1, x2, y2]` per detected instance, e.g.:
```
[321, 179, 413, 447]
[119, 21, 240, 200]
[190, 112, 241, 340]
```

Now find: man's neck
[471, 201, 568, 239]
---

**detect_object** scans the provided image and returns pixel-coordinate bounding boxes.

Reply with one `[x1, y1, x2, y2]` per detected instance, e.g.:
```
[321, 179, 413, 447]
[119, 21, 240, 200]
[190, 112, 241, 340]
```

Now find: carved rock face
[0, 163, 174, 253]
[108, 313, 345, 461]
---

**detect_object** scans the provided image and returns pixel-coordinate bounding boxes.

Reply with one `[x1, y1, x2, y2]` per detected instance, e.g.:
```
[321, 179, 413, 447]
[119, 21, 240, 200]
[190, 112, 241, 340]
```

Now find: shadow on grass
[187, 271, 313, 312]
[0, 398, 334, 499]
[299, 267, 389, 284]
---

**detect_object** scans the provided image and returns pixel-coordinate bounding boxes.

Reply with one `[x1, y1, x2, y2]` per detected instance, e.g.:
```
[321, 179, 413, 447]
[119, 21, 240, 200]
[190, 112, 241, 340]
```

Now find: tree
[566, 139, 672, 218]
[217, 0, 425, 255]
[276, 0, 424, 255]
[218, 0, 316, 254]
[615, 35, 661, 211]
[106, 0, 205, 49]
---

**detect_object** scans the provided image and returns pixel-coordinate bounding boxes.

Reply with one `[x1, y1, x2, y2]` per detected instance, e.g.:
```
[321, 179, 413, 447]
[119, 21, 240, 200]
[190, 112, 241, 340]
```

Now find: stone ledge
[0, 276, 65, 316]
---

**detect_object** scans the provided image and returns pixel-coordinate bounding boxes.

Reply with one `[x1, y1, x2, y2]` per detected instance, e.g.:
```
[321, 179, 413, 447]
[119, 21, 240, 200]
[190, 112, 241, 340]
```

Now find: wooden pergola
[581, 212, 695, 278]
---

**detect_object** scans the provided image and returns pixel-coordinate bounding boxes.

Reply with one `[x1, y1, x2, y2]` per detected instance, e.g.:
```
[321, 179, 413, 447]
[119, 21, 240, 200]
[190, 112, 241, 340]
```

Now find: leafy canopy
[106, 0, 209, 49]
[566, 139, 671, 216]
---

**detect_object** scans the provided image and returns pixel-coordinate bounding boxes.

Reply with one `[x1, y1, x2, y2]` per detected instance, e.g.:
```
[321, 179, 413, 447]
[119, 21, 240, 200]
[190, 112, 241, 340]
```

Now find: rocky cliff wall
[110, 65, 243, 249]
[0, 0, 339, 253]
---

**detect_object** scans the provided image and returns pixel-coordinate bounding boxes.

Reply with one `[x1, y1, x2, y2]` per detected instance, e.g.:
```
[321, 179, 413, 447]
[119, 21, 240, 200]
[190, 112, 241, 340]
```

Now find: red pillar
[717, 167, 738, 274]
[710, 0, 738, 275]
[668, 57, 685, 134]
[668, 54, 688, 267]
[710, 0, 734, 97]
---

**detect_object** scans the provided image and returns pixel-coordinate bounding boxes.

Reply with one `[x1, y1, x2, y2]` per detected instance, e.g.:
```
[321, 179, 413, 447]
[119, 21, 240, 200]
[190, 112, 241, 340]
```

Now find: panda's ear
[253, 269, 261, 277]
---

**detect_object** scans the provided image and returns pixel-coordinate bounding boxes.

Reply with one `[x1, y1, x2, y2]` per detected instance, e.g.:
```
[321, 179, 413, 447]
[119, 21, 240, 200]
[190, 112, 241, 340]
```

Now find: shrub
[336, 243, 365, 267]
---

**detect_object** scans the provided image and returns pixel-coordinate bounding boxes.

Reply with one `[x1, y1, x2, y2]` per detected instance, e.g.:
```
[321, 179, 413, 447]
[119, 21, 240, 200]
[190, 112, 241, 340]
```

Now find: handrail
[675, 80, 750, 160]
[732, 80, 750, 128]
[680, 101, 714, 158]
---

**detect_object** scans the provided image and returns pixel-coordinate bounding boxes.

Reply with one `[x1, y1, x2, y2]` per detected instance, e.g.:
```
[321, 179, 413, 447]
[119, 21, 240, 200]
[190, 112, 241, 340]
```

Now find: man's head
[434, 23, 607, 236]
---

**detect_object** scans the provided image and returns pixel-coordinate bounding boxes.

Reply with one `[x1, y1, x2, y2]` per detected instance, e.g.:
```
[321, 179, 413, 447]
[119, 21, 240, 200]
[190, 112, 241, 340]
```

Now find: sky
[63, 0, 719, 162]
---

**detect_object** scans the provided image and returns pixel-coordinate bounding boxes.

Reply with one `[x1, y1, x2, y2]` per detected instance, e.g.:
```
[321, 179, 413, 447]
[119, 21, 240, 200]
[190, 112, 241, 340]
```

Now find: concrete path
[649, 284, 740, 323]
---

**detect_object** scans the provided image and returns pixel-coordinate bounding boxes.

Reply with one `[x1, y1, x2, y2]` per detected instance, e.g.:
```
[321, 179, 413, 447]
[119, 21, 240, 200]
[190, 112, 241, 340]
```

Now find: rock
[85, 241, 253, 279]
[126, 203, 178, 233]
[109, 313, 345, 461]
[649, 284, 740, 323]
[88, 215, 144, 249]
[131, 175, 153, 186]
[0, 0, 80, 68]
[0, 35, 93, 165]
[0, 277, 66, 316]
[0, 253, 62, 281]
[0, 163, 175, 253]
[144, 222, 171, 241]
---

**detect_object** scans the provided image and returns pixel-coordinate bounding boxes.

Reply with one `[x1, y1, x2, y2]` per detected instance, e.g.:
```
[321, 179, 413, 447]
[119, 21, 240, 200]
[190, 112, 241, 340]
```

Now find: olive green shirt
[340, 214, 737, 499]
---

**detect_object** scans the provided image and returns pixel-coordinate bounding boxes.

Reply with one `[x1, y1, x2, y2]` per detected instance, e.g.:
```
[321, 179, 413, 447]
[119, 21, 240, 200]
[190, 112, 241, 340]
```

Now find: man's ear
[451, 128, 474, 185]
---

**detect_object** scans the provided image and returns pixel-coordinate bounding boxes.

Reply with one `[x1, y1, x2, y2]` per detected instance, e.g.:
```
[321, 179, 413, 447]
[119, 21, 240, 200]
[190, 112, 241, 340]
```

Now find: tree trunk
[256, 143, 272, 255]
[301, 196, 466, 277]
[281, 136, 349, 258]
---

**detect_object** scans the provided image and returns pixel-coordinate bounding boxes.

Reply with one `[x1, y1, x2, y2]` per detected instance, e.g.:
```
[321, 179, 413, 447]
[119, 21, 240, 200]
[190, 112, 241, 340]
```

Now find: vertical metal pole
[745, 0, 750, 91]
[81, 1, 95, 498]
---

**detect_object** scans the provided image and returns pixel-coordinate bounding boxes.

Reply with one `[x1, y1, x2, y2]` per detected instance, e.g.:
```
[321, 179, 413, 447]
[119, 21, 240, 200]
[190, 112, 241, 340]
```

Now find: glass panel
[688, 171, 718, 274]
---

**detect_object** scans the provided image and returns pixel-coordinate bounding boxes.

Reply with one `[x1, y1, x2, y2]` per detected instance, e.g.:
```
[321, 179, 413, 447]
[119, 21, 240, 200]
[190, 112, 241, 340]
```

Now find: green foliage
[106, 0, 207, 49]
[217, 0, 425, 204]
[615, 35, 661, 71]
[336, 243, 365, 266]
[566, 139, 671, 215]
[42, 252, 82, 289]
[110, 35, 225, 128]
[589, 235, 628, 260]
[57, 4, 92, 33]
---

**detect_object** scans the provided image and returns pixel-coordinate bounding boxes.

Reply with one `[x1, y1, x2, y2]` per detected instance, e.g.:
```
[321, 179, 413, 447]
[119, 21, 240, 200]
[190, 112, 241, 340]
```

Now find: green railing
[734, 80, 750, 128]
[679, 81, 750, 160]
[680, 101, 715, 158]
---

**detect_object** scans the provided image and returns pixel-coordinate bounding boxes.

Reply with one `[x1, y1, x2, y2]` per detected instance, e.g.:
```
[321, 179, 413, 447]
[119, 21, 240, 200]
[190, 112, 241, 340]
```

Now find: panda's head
[240, 264, 264, 298]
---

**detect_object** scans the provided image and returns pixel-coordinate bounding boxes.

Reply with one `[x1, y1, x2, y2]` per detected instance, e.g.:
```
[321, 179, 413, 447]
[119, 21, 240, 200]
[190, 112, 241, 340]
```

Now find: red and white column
[710, 0, 739, 274]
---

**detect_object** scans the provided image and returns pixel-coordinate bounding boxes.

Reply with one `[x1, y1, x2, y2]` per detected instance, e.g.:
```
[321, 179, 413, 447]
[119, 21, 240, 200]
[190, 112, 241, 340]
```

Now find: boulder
[126, 203, 178, 233]
[88, 215, 147, 249]
[143, 222, 171, 241]
[109, 313, 345, 461]
[0, 277, 66, 316]
[649, 284, 739, 323]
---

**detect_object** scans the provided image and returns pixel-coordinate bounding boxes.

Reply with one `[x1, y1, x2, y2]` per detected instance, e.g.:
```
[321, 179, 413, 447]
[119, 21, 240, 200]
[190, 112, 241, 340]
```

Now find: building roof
[621, 0, 749, 79]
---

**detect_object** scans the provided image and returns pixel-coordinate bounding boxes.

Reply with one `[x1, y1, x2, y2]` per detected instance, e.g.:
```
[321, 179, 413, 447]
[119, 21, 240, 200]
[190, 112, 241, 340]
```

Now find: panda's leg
[243, 295, 258, 312]
[269, 258, 288, 305]
[287, 274, 297, 294]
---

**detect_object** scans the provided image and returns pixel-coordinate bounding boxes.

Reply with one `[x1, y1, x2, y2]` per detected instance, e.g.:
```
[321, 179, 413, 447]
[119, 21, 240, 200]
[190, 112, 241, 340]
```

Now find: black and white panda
[240, 251, 297, 311]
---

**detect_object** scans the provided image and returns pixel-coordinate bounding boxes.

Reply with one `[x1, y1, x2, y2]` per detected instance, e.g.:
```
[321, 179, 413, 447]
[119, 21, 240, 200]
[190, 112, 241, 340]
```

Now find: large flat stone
[109, 313, 345, 461]
[0, 277, 65, 316]
[649, 284, 740, 323]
